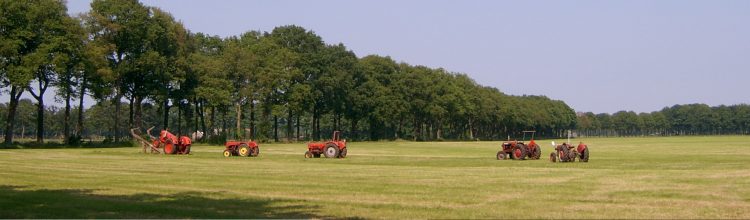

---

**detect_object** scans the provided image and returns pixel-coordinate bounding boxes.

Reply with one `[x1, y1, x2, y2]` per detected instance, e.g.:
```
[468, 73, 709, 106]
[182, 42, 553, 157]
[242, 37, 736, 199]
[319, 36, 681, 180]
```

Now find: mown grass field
[0, 136, 749, 219]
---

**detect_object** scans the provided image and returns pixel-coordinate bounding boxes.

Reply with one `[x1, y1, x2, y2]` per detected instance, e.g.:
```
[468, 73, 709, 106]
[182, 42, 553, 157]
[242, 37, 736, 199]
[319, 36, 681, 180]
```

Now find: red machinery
[131, 127, 191, 155]
[223, 140, 259, 157]
[305, 131, 347, 158]
[155, 130, 192, 154]
[550, 142, 589, 162]
[496, 131, 541, 160]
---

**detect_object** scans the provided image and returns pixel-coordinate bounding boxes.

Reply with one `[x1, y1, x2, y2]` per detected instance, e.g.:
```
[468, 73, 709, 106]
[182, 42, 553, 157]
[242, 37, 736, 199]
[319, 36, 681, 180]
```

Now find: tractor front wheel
[164, 143, 177, 154]
[339, 148, 347, 158]
[223, 150, 232, 157]
[251, 146, 259, 157]
[304, 151, 313, 158]
[497, 151, 506, 160]
[580, 147, 589, 162]
[568, 151, 577, 162]
[324, 144, 339, 158]
[238, 144, 251, 157]
[530, 145, 541, 159]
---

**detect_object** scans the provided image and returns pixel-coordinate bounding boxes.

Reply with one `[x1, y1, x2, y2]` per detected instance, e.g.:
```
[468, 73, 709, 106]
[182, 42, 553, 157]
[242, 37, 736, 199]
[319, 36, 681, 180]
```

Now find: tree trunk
[396, 118, 402, 139]
[249, 102, 255, 139]
[311, 107, 317, 141]
[273, 115, 278, 142]
[235, 102, 242, 140]
[4, 86, 23, 144]
[199, 100, 207, 139]
[35, 97, 44, 143]
[163, 98, 170, 130]
[194, 98, 199, 133]
[296, 114, 300, 141]
[436, 119, 442, 140]
[128, 96, 134, 129]
[177, 103, 182, 135]
[286, 110, 292, 142]
[468, 118, 474, 140]
[315, 108, 321, 141]
[76, 81, 86, 137]
[134, 96, 143, 129]
[221, 107, 227, 137]
[114, 94, 122, 142]
[29, 80, 48, 143]
[316, 114, 321, 141]
[64, 88, 71, 143]
[210, 106, 216, 133]
[412, 117, 419, 141]
[350, 118, 358, 141]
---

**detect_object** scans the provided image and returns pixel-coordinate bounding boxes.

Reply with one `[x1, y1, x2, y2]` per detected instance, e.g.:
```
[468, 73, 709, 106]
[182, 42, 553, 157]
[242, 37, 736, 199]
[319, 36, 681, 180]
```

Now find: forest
[1, 0, 746, 145]
[577, 104, 750, 137]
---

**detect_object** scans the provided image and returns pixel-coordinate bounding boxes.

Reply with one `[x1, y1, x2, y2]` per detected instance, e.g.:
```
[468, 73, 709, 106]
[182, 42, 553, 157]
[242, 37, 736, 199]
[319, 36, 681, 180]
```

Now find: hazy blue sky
[11, 0, 750, 113]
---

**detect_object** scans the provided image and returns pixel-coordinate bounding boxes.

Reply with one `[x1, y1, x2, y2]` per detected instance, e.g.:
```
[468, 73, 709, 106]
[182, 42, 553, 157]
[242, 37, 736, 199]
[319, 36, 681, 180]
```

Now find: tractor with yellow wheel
[223, 140, 260, 157]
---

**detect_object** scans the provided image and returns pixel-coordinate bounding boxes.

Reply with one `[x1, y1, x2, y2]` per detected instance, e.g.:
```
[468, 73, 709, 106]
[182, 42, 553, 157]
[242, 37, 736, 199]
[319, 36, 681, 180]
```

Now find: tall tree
[138, 7, 190, 131]
[222, 34, 259, 140]
[87, 0, 151, 141]
[0, 0, 74, 143]
[192, 33, 229, 139]
[53, 16, 89, 144]
[269, 25, 324, 140]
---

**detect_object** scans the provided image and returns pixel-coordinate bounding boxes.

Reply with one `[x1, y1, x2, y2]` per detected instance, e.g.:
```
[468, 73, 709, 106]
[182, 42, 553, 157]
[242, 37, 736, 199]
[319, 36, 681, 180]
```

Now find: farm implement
[305, 131, 347, 158]
[131, 127, 192, 154]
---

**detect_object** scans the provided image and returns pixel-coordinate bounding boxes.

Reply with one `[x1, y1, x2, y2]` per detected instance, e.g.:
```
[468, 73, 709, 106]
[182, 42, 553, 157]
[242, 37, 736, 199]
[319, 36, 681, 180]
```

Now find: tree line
[1, 0, 577, 144]
[576, 104, 750, 137]
[4, 1, 745, 145]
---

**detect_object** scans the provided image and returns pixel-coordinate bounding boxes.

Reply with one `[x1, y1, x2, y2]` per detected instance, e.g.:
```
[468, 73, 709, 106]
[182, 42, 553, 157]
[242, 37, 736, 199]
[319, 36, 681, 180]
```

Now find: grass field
[1, 136, 749, 219]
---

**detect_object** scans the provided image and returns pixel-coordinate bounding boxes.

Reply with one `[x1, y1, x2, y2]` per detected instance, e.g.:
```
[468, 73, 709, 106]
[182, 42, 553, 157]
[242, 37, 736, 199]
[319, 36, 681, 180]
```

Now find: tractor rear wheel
[530, 145, 541, 159]
[580, 148, 589, 162]
[324, 144, 339, 158]
[497, 151, 506, 160]
[339, 148, 347, 158]
[549, 152, 557, 162]
[304, 151, 313, 158]
[511, 145, 527, 160]
[251, 146, 259, 157]
[223, 150, 232, 157]
[238, 144, 251, 157]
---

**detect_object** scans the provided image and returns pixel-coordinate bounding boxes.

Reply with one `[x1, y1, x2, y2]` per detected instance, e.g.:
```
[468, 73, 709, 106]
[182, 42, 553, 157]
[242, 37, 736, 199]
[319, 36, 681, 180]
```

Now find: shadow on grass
[0, 185, 360, 219]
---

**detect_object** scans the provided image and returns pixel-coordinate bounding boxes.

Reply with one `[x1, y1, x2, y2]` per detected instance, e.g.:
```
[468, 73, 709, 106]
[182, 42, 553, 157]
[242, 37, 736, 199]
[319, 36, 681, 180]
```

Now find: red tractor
[223, 140, 260, 157]
[305, 131, 347, 158]
[550, 142, 589, 162]
[130, 127, 192, 154]
[156, 130, 192, 154]
[497, 131, 541, 160]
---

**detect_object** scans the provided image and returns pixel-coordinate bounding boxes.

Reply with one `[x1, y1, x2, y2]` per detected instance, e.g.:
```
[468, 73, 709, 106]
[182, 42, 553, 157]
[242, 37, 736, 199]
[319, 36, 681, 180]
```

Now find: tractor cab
[331, 131, 346, 148]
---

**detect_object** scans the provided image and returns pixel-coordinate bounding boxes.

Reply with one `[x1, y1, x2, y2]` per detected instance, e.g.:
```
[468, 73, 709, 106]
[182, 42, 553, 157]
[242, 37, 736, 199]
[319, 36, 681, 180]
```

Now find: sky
[5, 0, 749, 114]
